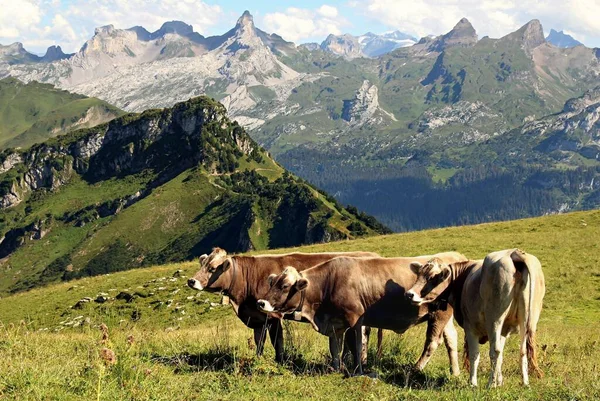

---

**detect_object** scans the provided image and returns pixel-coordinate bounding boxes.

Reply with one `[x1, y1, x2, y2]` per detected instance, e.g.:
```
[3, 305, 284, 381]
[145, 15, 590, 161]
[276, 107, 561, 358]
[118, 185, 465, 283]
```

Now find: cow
[256, 251, 468, 375]
[187, 247, 379, 363]
[405, 249, 545, 387]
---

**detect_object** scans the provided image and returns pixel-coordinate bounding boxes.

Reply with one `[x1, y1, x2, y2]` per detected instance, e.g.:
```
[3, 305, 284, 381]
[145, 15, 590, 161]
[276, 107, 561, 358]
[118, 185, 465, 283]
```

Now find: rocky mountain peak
[321, 34, 363, 59]
[444, 18, 477, 45]
[546, 29, 583, 48]
[503, 19, 545, 51]
[427, 18, 477, 52]
[94, 25, 116, 36]
[156, 21, 194, 37]
[236, 10, 254, 29]
[41, 45, 71, 62]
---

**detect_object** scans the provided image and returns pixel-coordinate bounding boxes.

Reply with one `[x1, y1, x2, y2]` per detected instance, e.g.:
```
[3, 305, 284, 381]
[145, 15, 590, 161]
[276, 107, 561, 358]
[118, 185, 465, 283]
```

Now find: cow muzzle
[257, 299, 275, 313]
[405, 290, 423, 305]
[187, 278, 204, 291]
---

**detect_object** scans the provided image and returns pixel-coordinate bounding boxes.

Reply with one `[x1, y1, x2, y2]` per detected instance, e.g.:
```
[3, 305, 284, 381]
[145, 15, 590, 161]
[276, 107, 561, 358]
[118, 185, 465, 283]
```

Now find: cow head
[405, 257, 451, 305]
[187, 247, 234, 292]
[257, 266, 309, 314]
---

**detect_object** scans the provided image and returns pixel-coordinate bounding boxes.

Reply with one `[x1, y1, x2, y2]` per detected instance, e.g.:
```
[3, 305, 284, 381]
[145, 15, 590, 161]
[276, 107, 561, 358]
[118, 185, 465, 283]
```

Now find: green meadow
[1, 210, 599, 400]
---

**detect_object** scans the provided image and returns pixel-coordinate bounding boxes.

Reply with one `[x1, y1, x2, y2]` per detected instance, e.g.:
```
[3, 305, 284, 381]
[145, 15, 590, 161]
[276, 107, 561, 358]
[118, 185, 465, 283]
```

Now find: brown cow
[187, 247, 379, 363]
[257, 252, 467, 375]
[406, 249, 545, 387]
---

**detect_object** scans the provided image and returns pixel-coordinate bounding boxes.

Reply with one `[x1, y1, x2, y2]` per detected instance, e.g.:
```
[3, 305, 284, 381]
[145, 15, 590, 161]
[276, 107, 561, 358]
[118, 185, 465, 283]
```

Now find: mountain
[546, 29, 583, 48]
[3, 13, 600, 232]
[320, 34, 364, 59]
[0, 77, 123, 149]
[0, 42, 40, 64]
[425, 18, 478, 52]
[0, 96, 388, 294]
[316, 30, 417, 59]
[358, 31, 417, 57]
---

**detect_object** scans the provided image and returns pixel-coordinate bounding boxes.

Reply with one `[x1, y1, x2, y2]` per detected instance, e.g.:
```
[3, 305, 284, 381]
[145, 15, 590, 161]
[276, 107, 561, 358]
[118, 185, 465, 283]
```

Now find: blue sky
[1, 0, 599, 54]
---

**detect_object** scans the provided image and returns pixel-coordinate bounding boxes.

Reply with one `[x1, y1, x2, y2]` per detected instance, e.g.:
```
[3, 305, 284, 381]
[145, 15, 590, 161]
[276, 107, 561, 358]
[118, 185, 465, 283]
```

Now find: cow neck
[442, 260, 477, 309]
[297, 268, 328, 332]
[224, 257, 246, 305]
[294, 275, 307, 314]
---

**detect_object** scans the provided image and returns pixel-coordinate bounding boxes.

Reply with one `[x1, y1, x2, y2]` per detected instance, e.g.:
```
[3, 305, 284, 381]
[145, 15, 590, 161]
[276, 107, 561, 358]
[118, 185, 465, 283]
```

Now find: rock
[172, 269, 184, 278]
[94, 296, 109, 303]
[116, 292, 134, 302]
[72, 297, 92, 309]
[342, 80, 396, 127]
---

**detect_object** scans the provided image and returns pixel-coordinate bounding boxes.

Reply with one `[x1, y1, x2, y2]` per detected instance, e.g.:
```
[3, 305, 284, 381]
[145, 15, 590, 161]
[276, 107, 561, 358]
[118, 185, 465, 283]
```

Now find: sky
[1, 0, 599, 54]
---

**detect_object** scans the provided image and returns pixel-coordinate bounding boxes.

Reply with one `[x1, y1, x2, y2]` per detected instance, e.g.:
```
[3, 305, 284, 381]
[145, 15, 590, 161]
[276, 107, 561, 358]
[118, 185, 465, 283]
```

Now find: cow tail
[517, 251, 543, 379]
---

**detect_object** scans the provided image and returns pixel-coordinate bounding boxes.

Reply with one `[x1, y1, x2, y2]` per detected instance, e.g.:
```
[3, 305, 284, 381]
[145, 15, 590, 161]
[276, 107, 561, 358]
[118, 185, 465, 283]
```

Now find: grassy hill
[0, 210, 598, 400]
[0, 77, 123, 149]
[0, 96, 387, 295]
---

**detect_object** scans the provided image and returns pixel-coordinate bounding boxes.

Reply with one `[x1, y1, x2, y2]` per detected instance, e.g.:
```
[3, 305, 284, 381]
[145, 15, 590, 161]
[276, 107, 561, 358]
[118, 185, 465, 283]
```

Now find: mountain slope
[0, 96, 388, 294]
[0, 77, 123, 149]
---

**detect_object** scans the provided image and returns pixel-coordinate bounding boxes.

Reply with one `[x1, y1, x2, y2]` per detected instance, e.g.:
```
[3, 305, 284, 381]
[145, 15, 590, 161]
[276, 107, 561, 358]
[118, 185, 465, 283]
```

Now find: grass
[0, 209, 599, 399]
[0, 77, 123, 149]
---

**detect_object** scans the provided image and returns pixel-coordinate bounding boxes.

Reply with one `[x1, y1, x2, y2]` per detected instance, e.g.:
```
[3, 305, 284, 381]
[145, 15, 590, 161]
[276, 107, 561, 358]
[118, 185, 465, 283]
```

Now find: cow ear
[199, 254, 208, 264]
[410, 262, 423, 274]
[221, 258, 232, 272]
[440, 267, 451, 281]
[295, 277, 309, 291]
[268, 273, 277, 287]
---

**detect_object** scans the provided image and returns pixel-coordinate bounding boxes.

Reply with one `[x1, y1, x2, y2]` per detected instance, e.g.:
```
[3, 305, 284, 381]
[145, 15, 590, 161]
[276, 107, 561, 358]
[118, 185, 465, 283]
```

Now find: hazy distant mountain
[358, 31, 417, 57]
[546, 29, 583, 48]
[316, 30, 417, 58]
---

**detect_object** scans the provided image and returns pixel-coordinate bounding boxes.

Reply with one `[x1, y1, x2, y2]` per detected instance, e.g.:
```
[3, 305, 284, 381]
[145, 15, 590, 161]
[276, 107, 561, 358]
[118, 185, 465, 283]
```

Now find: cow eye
[282, 283, 290, 289]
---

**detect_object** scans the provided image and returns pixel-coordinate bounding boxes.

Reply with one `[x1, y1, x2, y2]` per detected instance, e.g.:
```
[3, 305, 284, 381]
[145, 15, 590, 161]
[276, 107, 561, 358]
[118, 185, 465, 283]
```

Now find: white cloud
[317, 5, 339, 18]
[261, 5, 350, 43]
[0, 0, 42, 39]
[63, 0, 222, 35]
[352, 0, 600, 46]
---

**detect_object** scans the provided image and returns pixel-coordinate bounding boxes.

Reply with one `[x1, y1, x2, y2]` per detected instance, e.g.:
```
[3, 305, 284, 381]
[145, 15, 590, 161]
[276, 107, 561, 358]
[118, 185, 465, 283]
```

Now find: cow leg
[376, 328, 384, 360]
[344, 326, 369, 367]
[349, 323, 364, 375]
[268, 318, 284, 363]
[465, 329, 481, 387]
[415, 317, 445, 372]
[361, 326, 370, 366]
[329, 332, 344, 371]
[253, 325, 268, 357]
[488, 322, 507, 388]
[442, 317, 460, 376]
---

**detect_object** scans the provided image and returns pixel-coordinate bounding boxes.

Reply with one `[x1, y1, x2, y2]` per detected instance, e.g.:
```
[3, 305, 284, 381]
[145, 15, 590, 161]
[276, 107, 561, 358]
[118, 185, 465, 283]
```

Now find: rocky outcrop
[0, 96, 260, 209]
[342, 80, 396, 126]
[516, 88, 600, 157]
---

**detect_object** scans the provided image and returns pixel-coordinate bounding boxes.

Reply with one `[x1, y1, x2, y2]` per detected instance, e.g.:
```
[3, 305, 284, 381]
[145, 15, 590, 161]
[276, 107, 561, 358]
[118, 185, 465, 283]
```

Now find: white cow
[406, 249, 545, 387]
